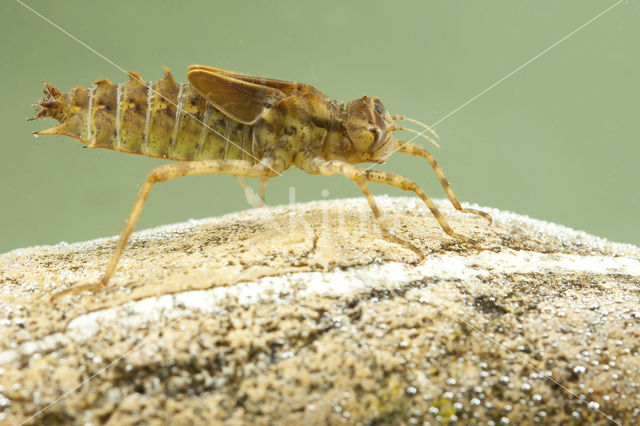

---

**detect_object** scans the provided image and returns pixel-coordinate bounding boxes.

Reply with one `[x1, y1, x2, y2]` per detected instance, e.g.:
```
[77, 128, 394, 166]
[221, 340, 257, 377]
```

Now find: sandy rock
[0, 196, 638, 425]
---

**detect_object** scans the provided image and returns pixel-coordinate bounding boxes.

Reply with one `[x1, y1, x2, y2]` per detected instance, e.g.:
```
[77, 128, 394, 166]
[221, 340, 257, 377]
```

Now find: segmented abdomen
[33, 68, 256, 162]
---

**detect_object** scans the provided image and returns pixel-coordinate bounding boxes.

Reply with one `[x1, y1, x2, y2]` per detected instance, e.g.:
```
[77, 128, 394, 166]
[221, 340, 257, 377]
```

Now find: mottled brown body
[32, 65, 492, 299]
[33, 68, 264, 163]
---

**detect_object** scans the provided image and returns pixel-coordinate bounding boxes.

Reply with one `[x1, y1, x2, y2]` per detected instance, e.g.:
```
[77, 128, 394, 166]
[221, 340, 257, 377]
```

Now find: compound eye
[370, 127, 381, 143]
[369, 126, 387, 151]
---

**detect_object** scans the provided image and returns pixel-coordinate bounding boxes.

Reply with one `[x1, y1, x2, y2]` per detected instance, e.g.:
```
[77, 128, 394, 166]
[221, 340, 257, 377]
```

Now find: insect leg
[237, 176, 265, 208]
[303, 156, 424, 260]
[52, 159, 278, 300]
[397, 141, 492, 224]
[259, 177, 269, 204]
[362, 169, 476, 245]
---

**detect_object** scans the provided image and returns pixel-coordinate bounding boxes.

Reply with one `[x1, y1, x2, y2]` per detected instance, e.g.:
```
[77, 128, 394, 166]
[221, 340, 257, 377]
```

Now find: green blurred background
[1, 0, 638, 253]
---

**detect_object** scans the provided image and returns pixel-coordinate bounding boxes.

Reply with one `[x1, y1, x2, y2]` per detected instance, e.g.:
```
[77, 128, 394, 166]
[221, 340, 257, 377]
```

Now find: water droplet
[0, 395, 10, 408]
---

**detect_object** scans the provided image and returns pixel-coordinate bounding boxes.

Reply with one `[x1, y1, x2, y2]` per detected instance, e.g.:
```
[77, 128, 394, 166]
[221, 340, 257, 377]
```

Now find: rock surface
[0, 196, 639, 425]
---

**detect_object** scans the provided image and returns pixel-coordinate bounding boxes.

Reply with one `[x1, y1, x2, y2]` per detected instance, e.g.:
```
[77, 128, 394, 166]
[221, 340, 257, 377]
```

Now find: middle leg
[237, 176, 265, 208]
[302, 156, 425, 259]
[236, 176, 270, 208]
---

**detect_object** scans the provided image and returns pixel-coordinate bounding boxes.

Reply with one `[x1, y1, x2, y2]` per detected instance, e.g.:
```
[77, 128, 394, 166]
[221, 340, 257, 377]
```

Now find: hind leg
[52, 158, 281, 300]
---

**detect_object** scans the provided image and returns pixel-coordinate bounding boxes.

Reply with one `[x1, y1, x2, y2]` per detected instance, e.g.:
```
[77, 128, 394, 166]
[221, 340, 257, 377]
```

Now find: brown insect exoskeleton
[31, 65, 491, 298]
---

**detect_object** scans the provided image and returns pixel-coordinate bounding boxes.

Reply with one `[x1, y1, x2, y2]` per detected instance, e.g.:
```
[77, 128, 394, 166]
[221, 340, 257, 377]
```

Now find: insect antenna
[389, 125, 440, 148]
[391, 115, 438, 138]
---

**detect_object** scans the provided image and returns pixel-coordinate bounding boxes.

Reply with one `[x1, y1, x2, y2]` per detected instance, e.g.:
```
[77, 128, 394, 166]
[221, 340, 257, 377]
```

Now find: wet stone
[0, 196, 639, 425]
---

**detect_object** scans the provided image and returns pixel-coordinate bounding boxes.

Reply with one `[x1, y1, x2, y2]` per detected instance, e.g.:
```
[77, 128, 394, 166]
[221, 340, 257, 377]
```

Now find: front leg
[300, 154, 424, 260]
[397, 141, 492, 224]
